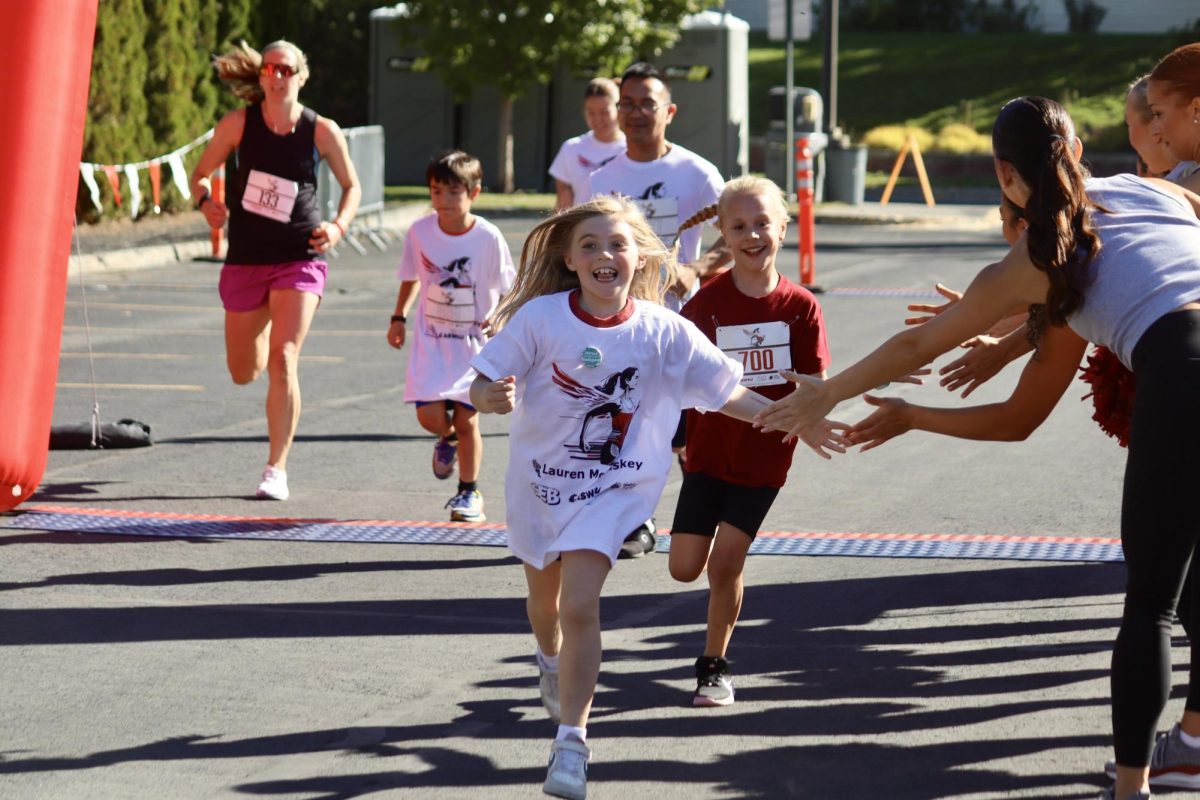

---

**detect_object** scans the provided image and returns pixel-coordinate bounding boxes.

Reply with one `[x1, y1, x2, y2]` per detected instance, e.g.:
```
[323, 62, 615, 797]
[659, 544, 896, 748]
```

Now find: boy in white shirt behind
[386, 151, 515, 521]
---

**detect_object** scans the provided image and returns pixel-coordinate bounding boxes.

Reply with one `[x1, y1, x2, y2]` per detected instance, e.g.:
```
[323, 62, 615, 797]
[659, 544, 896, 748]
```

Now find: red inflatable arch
[0, 2, 99, 512]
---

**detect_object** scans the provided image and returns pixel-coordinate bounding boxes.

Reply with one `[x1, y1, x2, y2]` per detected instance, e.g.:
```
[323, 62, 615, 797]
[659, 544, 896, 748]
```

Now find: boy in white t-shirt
[548, 77, 625, 211]
[386, 151, 516, 521]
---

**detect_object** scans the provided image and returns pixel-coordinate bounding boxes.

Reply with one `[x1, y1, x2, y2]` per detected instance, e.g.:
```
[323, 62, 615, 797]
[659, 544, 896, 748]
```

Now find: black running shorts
[669, 470, 780, 541]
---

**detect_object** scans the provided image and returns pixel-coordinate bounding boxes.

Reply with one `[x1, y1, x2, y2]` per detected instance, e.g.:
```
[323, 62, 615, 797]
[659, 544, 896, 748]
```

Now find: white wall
[721, 0, 1198, 34]
[1034, 0, 1198, 33]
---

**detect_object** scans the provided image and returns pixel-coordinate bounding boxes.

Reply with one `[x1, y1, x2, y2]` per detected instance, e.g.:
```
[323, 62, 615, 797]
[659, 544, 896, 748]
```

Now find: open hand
[754, 370, 836, 443]
[791, 417, 854, 459]
[847, 394, 913, 452]
[939, 334, 1006, 397]
[905, 283, 961, 326]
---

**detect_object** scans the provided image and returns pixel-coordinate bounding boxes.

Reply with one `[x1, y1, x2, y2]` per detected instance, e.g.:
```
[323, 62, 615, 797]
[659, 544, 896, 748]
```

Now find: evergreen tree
[83, 0, 152, 219]
[144, 0, 211, 211]
[248, 0, 375, 126]
[215, 0, 256, 116]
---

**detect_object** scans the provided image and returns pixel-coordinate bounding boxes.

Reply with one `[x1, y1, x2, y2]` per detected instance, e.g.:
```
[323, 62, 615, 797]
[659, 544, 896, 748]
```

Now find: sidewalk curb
[69, 200, 994, 275]
[69, 204, 432, 276]
[814, 202, 996, 228]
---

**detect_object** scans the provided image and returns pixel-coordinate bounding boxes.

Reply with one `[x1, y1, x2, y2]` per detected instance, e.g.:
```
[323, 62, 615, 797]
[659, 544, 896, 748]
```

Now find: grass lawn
[385, 185, 556, 211]
[748, 30, 1182, 148]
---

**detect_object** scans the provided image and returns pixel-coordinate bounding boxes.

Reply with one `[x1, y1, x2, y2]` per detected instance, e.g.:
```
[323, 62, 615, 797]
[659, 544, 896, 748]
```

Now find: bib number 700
[715, 320, 792, 387]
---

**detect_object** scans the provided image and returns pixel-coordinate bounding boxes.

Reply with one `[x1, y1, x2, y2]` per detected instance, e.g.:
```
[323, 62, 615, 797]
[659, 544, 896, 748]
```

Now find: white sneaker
[538, 662, 561, 723]
[445, 489, 485, 522]
[255, 465, 289, 500]
[543, 736, 589, 799]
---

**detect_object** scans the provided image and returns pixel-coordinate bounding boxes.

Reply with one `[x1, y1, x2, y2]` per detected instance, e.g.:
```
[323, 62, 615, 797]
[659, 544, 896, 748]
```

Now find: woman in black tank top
[190, 40, 361, 501]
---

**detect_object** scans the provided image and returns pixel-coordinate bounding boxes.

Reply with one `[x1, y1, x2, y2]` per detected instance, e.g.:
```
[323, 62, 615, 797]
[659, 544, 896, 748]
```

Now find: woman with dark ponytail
[757, 95, 1200, 800]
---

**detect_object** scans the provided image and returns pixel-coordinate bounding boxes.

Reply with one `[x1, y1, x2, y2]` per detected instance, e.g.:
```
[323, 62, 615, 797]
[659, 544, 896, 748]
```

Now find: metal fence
[317, 125, 391, 255]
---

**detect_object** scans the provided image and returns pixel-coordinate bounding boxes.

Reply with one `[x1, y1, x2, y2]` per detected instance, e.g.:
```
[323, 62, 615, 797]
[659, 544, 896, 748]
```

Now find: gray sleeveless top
[1067, 174, 1200, 369]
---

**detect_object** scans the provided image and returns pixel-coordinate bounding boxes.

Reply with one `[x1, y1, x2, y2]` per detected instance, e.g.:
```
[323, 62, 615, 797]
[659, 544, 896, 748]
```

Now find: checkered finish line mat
[4, 505, 1124, 563]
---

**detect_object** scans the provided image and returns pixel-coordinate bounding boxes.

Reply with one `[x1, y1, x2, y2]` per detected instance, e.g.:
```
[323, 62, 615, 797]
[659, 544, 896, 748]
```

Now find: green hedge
[79, 0, 372, 221]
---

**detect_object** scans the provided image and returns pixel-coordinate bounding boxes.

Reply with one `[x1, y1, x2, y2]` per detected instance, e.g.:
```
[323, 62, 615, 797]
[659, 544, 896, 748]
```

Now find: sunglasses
[259, 63, 298, 80]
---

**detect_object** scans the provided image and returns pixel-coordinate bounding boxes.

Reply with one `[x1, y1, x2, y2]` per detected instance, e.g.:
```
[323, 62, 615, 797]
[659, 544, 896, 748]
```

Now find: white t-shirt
[397, 214, 516, 403]
[472, 292, 743, 568]
[548, 130, 626, 206]
[583, 143, 724, 265]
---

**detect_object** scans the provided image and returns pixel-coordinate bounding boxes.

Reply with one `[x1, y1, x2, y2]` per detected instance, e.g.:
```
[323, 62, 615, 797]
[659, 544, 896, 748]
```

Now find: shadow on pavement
[0, 562, 1128, 797]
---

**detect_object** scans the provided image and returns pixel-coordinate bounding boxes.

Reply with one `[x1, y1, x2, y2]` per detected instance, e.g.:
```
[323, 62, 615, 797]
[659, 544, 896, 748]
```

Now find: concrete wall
[1032, 0, 1197, 34]
[722, 0, 1198, 34]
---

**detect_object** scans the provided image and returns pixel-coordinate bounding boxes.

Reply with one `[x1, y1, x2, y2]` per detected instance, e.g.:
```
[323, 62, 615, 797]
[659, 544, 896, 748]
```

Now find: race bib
[716, 320, 792, 387]
[632, 196, 679, 247]
[423, 284, 476, 335]
[242, 169, 298, 223]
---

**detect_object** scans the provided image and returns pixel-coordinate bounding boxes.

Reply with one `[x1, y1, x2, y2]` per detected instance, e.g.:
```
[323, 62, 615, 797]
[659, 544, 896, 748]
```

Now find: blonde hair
[213, 40, 310, 103]
[676, 175, 791, 240]
[493, 195, 676, 328]
[1127, 74, 1153, 123]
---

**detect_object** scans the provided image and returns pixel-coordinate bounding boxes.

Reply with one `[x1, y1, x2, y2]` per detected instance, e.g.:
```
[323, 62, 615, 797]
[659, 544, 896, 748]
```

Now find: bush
[1063, 0, 1106, 34]
[841, 0, 1037, 32]
[934, 123, 992, 154]
[862, 125, 936, 153]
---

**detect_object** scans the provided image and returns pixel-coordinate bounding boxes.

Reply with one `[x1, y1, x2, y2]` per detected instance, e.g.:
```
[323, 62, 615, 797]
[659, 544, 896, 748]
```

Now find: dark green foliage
[385, 0, 716, 190]
[1063, 0, 1107, 34]
[747, 30, 1174, 138]
[215, 0, 256, 116]
[82, 0, 152, 220]
[840, 0, 1037, 32]
[143, 0, 211, 213]
[246, 0, 377, 126]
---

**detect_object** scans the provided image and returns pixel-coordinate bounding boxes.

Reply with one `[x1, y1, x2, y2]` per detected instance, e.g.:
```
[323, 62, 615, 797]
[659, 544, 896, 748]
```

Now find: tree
[388, 0, 718, 193]
[248, 0, 378, 126]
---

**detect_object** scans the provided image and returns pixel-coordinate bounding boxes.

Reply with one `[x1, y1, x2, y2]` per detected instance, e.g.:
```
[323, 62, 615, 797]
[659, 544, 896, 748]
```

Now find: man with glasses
[585, 62, 728, 312]
[584, 62, 729, 557]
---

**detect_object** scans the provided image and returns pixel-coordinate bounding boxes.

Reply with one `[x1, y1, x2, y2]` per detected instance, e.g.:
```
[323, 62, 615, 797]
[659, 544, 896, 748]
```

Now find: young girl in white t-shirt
[469, 195, 848, 800]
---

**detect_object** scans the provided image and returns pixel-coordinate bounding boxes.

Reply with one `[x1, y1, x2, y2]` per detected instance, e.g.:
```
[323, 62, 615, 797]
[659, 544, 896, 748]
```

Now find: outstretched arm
[938, 323, 1035, 397]
[720, 383, 850, 460]
[755, 242, 1051, 441]
[848, 325, 1087, 451]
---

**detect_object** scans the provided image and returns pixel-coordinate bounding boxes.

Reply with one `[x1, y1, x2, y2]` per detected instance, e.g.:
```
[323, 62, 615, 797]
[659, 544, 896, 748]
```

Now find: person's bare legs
[668, 523, 752, 657]
[453, 404, 481, 483]
[262, 289, 319, 471]
[556, 550, 610, 728]
[702, 523, 752, 657]
[224, 305, 271, 385]
[525, 559, 563, 659]
[415, 402, 454, 438]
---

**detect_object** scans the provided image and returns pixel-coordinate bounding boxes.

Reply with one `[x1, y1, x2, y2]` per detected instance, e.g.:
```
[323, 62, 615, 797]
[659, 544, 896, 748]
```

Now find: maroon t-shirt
[681, 271, 830, 487]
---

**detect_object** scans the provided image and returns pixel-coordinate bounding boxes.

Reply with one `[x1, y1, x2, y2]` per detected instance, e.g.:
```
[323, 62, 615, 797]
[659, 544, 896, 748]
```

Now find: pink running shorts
[219, 259, 327, 312]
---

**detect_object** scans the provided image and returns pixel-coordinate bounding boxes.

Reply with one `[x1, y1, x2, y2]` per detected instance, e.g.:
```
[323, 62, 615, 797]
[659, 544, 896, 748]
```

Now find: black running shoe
[618, 520, 657, 559]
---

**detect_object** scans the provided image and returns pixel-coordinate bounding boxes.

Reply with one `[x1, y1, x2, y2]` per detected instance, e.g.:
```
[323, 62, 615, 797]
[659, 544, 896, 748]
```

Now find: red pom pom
[1078, 346, 1136, 448]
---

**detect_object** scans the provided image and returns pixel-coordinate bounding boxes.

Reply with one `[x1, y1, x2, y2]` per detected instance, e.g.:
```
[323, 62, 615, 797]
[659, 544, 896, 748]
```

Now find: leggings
[1112, 309, 1200, 766]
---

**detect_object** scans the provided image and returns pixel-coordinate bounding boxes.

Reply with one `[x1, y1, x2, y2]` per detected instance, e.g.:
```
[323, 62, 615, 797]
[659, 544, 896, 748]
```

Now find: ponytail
[993, 97, 1102, 343]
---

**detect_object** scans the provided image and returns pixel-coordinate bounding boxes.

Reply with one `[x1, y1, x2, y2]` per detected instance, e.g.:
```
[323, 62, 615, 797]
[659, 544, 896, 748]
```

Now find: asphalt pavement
[2, 202, 1183, 800]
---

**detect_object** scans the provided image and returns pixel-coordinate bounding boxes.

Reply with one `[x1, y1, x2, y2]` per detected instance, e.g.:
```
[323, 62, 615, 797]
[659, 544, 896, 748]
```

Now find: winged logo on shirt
[421, 253, 474, 289]
[552, 363, 641, 464]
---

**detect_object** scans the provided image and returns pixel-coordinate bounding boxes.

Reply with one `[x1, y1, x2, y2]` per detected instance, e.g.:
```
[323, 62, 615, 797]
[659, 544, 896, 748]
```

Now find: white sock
[556, 724, 586, 743]
[1179, 726, 1200, 749]
[536, 647, 559, 672]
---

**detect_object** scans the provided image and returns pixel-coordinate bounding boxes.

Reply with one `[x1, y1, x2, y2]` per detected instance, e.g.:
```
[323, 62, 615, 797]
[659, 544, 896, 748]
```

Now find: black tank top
[225, 104, 323, 264]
